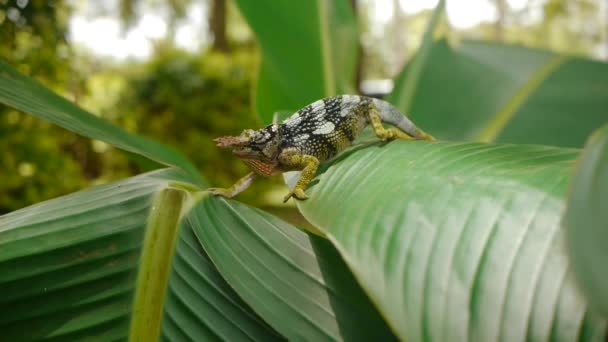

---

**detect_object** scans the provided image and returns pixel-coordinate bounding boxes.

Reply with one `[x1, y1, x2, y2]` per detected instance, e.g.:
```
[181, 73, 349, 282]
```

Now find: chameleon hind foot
[283, 187, 308, 203]
[369, 110, 414, 141]
[374, 124, 436, 142]
[383, 128, 415, 141]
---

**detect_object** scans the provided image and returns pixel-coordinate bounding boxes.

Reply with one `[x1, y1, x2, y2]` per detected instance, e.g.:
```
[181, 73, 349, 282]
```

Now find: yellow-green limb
[477, 55, 568, 143]
[129, 188, 186, 342]
[369, 109, 415, 141]
[280, 152, 320, 202]
[207, 172, 257, 199]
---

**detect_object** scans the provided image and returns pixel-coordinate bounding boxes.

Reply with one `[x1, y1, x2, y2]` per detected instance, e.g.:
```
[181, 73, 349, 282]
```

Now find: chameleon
[209, 95, 435, 202]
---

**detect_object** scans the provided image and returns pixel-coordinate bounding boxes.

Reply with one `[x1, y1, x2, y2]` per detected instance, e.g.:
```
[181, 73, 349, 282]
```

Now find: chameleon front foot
[283, 187, 309, 203]
[207, 172, 257, 199]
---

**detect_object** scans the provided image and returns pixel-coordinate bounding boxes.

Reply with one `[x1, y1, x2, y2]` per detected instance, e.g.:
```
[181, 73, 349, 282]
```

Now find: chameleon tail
[371, 98, 435, 141]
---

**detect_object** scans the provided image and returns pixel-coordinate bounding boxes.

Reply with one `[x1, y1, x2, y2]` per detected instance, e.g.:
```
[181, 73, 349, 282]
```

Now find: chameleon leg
[369, 108, 415, 141]
[208, 172, 257, 198]
[280, 153, 320, 202]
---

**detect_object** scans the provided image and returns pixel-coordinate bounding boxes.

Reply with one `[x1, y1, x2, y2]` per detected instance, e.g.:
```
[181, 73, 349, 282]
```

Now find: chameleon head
[214, 124, 280, 162]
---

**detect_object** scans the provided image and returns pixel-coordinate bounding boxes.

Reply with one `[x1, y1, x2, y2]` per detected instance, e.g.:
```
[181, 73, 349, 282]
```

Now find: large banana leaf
[564, 124, 608, 317]
[390, 39, 608, 148]
[0, 169, 279, 341]
[233, 0, 358, 123]
[0, 60, 203, 184]
[0, 165, 401, 340]
[189, 195, 397, 341]
[293, 140, 607, 341]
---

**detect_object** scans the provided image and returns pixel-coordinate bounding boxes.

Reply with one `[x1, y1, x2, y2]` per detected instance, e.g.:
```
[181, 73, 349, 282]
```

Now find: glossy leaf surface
[190, 196, 397, 341]
[295, 140, 606, 341]
[161, 220, 282, 341]
[0, 169, 278, 341]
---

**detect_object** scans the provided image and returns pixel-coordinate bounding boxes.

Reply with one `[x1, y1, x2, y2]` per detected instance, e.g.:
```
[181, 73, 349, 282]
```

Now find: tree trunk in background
[495, 0, 506, 41]
[605, 0, 608, 60]
[210, 0, 230, 52]
[392, 0, 407, 76]
[350, 0, 364, 94]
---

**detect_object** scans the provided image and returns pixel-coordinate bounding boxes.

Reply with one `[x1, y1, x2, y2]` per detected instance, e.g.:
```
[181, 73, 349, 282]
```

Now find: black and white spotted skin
[210, 94, 434, 202]
[279, 95, 371, 162]
[233, 95, 425, 167]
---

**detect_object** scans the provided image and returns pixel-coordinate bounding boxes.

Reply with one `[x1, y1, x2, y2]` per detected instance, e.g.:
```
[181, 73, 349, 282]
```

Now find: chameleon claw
[283, 188, 309, 203]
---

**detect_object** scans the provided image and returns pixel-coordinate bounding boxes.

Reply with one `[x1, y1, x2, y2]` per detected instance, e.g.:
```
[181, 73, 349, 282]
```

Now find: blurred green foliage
[0, 43, 286, 212]
[0, 0, 89, 213]
[0, 0, 282, 213]
[0, 0, 71, 80]
[110, 46, 284, 205]
[0, 111, 88, 212]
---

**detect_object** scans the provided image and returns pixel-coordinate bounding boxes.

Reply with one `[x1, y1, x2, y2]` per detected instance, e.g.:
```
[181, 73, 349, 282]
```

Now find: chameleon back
[278, 95, 370, 162]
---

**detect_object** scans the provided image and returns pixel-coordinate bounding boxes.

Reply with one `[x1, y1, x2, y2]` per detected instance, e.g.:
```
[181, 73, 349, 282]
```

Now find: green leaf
[391, 40, 608, 148]
[161, 220, 282, 341]
[0, 169, 175, 340]
[0, 169, 279, 340]
[564, 124, 608, 317]
[295, 141, 606, 341]
[189, 195, 397, 341]
[0, 60, 203, 185]
[234, 0, 358, 123]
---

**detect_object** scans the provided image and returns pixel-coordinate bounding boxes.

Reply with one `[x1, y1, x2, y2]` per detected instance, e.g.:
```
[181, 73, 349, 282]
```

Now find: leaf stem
[128, 188, 185, 341]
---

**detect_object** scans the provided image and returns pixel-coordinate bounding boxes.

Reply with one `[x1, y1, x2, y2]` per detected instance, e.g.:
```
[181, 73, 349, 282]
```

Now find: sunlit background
[67, 0, 607, 60]
[1, 0, 607, 217]
[64, 0, 608, 102]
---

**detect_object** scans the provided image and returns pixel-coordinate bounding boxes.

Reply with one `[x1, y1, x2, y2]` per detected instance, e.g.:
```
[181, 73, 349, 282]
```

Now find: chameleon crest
[210, 95, 435, 202]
